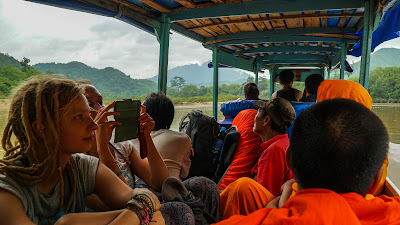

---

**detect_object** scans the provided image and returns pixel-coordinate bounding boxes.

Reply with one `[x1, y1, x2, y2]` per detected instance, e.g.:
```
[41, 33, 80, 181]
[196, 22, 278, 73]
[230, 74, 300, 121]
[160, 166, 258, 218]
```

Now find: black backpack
[179, 110, 220, 179]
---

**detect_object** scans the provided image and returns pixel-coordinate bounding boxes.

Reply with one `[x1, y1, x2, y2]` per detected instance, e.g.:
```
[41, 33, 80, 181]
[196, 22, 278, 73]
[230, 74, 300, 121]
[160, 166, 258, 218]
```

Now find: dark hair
[278, 70, 295, 85]
[305, 74, 324, 94]
[243, 82, 259, 99]
[289, 98, 388, 195]
[143, 92, 174, 130]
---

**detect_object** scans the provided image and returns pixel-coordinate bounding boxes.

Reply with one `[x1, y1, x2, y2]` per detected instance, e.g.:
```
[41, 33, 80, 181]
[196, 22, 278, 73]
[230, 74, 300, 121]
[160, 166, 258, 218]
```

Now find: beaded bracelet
[126, 194, 155, 225]
[105, 160, 117, 167]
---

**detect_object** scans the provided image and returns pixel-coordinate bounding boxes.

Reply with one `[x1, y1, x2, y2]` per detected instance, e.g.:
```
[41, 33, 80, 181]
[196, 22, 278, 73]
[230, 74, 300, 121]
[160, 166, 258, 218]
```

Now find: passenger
[219, 97, 295, 219]
[271, 70, 303, 101]
[300, 73, 324, 102]
[218, 109, 263, 190]
[130, 92, 192, 180]
[243, 82, 260, 100]
[0, 76, 165, 224]
[82, 84, 220, 224]
[215, 98, 400, 225]
[316, 79, 386, 196]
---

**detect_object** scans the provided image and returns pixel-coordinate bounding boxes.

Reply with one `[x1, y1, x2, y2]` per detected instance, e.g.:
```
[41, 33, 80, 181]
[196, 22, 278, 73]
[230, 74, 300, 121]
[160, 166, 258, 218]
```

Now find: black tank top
[277, 88, 297, 101]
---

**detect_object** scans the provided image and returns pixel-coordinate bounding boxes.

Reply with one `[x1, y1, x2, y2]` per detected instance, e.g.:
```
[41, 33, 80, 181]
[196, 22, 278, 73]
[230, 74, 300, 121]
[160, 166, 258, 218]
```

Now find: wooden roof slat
[337, 10, 351, 27]
[197, 18, 227, 35]
[269, 13, 287, 29]
[134, 0, 170, 12]
[229, 15, 256, 32]
[82, 0, 154, 17]
[229, 45, 244, 51]
[283, 12, 304, 28]
[187, 13, 363, 32]
[219, 17, 241, 33]
[190, 19, 219, 36]
[177, 20, 213, 37]
[175, 0, 197, 8]
[304, 11, 321, 27]
[259, 14, 273, 30]
[249, 15, 268, 31]
[211, 0, 225, 4]
[320, 11, 328, 27]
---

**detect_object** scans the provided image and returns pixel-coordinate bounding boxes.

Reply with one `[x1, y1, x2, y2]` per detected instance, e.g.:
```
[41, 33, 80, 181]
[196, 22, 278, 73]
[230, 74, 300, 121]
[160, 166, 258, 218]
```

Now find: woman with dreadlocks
[0, 76, 165, 225]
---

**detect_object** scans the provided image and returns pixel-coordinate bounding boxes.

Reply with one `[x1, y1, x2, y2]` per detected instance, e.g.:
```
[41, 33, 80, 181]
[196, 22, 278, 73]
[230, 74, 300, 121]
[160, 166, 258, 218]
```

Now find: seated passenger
[317, 79, 386, 196]
[215, 98, 400, 225]
[82, 85, 220, 224]
[271, 70, 303, 101]
[218, 109, 263, 190]
[220, 82, 260, 127]
[0, 76, 165, 225]
[130, 92, 193, 180]
[219, 97, 296, 219]
[300, 73, 324, 102]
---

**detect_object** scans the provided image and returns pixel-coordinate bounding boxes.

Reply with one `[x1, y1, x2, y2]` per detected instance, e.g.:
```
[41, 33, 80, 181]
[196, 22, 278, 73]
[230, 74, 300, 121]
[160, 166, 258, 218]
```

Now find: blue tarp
[349, 3, 400, 57]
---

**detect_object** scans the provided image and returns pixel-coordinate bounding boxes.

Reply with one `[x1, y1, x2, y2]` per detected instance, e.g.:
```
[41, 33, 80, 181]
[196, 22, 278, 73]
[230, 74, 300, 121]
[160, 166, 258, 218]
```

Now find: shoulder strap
[108, 142, 136, 188]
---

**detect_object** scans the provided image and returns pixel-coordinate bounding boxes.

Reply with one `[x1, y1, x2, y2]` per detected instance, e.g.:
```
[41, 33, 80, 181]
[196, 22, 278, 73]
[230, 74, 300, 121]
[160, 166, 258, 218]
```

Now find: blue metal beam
[157, 14, 171, 94]
[359, 0, 374, 90]
[216, 50, 263, 72]
[204, 27, 356, 43]
[340, 42, 347, 79]
[233, 45, 340, 56]
[203, 36, 359, 49]
[257, 54, 329, 62]
[168, 0, 365, 21]
[170, 23, 205, 43]
[263, 60, 329, 65]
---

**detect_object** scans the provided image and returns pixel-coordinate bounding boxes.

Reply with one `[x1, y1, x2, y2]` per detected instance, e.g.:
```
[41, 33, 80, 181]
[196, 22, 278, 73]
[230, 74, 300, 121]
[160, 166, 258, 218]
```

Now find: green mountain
[148, 61, 252, 86]
[0, 53, 42, 98]
[350, 48, 400, 76]
[33, 62, 157, 98]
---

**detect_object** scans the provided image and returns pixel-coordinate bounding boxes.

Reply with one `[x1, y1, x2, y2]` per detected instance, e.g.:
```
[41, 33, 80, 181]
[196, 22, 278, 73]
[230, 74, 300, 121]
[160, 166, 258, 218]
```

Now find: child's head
[243, 82, 259, 99]
[304, 74, 324, 95]
[1, 75, 92, 185]
[289, 98, 388, 196]
[143, 92, 174, 130]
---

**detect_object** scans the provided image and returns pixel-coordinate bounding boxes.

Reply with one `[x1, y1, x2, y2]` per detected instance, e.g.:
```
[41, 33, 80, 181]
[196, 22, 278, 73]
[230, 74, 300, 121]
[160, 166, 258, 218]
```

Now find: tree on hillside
[180, 84, 199, 97]
[20, 57, 31, 72]
[170, 76, 186, 92]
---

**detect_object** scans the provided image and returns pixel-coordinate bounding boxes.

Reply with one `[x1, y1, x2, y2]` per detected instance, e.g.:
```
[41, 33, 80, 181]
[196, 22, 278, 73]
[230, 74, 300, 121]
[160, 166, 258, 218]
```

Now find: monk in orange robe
[214, 98, 400, 224]
[218, 109, 263, 190]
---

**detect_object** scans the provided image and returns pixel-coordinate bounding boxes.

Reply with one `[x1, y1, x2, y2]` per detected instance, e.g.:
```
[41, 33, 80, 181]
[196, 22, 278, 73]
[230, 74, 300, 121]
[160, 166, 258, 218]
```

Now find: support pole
[327, 62, 331, 79]
[359, 0, 375, 90]
[340, 41, 347, 80]
[157, 14, 171, 94]
[254, 67, 259, 85]
[212, 46, 219, 120]
[269, 66, 276, 100]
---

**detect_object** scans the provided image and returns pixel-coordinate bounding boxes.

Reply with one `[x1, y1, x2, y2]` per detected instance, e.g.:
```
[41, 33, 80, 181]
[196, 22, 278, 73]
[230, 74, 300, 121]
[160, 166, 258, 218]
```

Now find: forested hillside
[369, 67, 400, 102]
[33, 62, 157, 98]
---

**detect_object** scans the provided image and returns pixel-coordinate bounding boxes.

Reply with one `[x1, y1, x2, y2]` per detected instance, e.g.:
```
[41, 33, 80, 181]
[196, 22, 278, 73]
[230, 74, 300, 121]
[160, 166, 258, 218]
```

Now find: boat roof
[26, 0, 400, 71]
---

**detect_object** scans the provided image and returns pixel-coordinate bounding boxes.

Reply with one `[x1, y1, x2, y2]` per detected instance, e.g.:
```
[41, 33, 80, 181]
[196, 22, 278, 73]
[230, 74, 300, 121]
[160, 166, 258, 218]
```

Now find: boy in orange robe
[215, 98, 400, 224]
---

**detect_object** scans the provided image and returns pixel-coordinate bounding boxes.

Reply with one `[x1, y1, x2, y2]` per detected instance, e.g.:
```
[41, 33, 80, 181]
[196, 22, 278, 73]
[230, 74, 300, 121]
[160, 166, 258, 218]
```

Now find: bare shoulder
[0, 189, 34, 225]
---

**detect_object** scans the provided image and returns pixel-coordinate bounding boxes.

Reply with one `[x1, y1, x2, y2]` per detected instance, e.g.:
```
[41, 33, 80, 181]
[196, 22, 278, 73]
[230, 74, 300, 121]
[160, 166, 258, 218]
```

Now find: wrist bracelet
[115, 170, 130, 179]
[126, 194, 155, 225]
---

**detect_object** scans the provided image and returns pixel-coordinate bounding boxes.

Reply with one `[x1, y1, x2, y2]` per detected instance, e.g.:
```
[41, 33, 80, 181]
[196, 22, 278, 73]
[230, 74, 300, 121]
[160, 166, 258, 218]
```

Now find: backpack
[179, 110, 220, 179]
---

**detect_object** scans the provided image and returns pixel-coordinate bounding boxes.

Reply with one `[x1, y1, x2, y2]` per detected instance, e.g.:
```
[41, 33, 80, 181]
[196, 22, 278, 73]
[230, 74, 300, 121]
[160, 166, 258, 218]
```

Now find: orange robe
[220, 177, 275, 220]
[215, 188, 400, 225]
[317, 79, 388, 196]
[218, 109, 263, 190]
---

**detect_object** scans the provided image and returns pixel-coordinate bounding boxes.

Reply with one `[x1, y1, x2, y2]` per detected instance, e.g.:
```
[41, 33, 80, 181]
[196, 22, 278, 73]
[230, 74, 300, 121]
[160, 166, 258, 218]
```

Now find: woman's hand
[94, 101, 122, 148]
[138, 105, 155, 137]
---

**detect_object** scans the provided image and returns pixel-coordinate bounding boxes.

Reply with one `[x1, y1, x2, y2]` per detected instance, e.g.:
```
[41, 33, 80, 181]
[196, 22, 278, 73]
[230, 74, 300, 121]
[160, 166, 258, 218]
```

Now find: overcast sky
[1, 0, 400, 79]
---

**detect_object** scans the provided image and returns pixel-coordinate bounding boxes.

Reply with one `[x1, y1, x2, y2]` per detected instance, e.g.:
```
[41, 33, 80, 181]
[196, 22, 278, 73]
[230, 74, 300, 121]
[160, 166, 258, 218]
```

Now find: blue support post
[254, 67, 259, 85]
[359, 0, 375, 90]
[212, 46, 219, 120]
[157, 14, 171, 94]
[340, 41, 347, 80]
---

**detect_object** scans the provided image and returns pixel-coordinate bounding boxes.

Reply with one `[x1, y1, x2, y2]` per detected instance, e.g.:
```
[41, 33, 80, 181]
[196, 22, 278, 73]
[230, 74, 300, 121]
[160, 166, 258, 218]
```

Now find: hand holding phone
[114, 99, 141, 143]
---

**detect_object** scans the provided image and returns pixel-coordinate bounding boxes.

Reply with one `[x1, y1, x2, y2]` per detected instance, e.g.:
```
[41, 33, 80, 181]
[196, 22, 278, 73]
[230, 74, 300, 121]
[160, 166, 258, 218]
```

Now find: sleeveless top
[277, 88, 297, 101]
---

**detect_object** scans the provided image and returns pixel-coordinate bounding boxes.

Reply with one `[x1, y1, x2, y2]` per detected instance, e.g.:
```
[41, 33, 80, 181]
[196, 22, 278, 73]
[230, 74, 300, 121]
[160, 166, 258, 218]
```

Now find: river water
[0, 102, 399, 188]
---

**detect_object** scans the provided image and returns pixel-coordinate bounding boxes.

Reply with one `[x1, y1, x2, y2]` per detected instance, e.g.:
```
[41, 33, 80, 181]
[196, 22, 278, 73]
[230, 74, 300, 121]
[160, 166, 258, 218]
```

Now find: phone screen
[114, 99, 141, 143]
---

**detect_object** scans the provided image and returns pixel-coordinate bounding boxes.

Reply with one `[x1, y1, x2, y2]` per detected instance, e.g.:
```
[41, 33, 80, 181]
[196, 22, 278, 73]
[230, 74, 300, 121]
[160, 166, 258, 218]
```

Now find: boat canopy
[25, 0, 400, 119]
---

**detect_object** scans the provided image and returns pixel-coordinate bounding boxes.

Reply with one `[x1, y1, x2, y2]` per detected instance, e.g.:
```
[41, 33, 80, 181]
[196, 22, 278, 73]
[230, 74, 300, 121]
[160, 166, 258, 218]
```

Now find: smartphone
[114, 99, 141, 143]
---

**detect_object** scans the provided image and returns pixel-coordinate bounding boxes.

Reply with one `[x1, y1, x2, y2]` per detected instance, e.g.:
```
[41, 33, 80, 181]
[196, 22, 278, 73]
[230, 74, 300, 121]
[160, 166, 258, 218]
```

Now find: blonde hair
[0, 75, 83, 212]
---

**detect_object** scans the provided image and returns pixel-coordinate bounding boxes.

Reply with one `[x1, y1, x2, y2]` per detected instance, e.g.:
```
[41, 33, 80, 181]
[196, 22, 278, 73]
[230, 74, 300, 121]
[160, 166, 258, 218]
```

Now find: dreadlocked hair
[0, 75, 83, 212]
